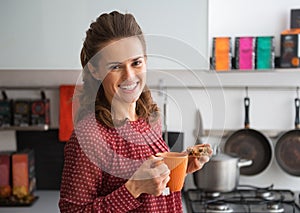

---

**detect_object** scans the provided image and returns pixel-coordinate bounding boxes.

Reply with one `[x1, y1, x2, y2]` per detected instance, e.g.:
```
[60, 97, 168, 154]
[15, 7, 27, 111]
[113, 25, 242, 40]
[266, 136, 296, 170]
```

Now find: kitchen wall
[1, 0, 300, 192]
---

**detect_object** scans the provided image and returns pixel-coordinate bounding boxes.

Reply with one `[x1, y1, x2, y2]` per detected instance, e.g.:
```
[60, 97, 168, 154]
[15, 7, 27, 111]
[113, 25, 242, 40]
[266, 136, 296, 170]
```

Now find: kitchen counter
[0, 191, 188, 213]
[0, 191, 60, 213]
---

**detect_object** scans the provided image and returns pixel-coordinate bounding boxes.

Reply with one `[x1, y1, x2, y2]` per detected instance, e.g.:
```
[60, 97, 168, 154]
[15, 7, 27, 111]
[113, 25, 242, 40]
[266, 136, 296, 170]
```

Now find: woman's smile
[119, 81, 139, 93]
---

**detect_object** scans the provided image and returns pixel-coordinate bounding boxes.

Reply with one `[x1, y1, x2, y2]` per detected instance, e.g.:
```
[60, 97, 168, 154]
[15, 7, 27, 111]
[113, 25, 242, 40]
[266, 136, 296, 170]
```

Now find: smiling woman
[76, 12, 156, 129]
[58, 11, 211, 213]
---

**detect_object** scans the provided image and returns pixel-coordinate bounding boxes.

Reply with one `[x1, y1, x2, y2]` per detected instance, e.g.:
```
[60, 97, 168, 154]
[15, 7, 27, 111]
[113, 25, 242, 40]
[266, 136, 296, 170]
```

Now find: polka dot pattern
[59, 113, 183, 212]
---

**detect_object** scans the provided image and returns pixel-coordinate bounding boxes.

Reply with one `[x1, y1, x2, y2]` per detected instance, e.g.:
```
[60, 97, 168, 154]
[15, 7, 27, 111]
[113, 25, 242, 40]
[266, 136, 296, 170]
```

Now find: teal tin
[255, 36, 275, 70]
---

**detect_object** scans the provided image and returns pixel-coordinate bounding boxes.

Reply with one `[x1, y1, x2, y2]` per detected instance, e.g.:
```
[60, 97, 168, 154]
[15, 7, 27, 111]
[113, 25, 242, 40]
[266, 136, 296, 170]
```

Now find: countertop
[0, 191, 60, 213]
[0, 190, 187, 213]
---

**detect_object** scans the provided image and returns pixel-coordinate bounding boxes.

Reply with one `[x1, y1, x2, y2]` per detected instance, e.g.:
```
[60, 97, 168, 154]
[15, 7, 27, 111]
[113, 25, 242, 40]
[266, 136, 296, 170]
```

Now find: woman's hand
[186, 144, 212, 174]
[125, 156, 170, 198]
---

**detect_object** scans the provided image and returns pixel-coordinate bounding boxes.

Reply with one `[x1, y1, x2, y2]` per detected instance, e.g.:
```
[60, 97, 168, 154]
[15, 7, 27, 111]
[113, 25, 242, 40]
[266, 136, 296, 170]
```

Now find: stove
[184, 185, 300, 213]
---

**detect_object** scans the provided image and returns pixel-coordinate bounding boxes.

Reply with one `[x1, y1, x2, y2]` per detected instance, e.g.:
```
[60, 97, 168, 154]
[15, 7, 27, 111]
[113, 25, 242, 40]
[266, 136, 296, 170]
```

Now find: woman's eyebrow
[131, 56, 144, 61]
[106, 56, 144, 66]
[106, 61, 121, 67]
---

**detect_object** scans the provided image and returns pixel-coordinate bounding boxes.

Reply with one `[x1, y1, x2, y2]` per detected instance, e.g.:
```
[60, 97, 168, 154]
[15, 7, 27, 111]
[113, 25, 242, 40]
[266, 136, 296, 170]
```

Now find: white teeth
[120, 83, 137, 90]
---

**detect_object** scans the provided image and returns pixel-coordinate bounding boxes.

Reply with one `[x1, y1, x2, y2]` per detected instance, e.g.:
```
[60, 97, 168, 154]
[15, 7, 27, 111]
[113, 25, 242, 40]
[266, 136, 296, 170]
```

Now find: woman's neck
[111, 102, 137, 121]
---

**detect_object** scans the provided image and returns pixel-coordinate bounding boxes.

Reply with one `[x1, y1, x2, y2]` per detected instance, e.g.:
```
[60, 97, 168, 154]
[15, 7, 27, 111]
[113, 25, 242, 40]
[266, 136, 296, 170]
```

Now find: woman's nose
[123, 66, 135, 79]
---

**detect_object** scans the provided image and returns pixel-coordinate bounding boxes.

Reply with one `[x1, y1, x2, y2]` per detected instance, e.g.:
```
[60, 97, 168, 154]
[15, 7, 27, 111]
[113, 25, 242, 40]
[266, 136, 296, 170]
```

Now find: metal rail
[204, 129, 285, 138]
[0, 85, 299, 91]
[149, 85, 300, 91]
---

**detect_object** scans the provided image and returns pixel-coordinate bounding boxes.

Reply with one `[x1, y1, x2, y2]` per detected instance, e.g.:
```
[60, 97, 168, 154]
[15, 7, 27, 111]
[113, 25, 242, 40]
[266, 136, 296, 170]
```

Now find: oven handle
[237, 184, 274, 191]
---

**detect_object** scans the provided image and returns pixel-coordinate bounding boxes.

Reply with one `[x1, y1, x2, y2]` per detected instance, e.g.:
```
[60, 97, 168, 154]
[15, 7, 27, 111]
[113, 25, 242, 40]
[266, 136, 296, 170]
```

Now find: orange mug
[157, 152, 188, 192]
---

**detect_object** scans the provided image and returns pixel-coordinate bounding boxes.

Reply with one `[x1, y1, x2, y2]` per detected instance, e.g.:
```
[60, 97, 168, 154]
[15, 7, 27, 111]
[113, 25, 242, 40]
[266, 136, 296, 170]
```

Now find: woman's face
[93, 37, 146, 105]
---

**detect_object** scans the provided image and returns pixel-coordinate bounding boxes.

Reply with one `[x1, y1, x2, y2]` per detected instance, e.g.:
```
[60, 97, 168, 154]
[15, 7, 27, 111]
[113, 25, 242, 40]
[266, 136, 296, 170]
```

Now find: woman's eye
[110, 65, 120, 70]
[133, 60, 142, 66]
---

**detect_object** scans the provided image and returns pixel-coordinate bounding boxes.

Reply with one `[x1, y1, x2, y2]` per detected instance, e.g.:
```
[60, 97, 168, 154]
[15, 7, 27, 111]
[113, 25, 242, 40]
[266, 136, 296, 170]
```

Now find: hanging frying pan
[275, 98, 300, 176]
[224, 96, 273, 175]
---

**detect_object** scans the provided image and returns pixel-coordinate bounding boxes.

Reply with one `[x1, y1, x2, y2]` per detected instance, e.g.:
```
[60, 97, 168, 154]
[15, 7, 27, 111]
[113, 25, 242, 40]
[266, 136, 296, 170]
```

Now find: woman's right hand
[125, 156, 170, 198]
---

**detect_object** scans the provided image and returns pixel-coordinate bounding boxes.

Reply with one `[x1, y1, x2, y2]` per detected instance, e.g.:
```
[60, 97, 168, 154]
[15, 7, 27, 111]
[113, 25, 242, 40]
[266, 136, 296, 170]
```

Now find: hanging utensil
[224, 87, 273, 175]
[275, 87, 300, 176]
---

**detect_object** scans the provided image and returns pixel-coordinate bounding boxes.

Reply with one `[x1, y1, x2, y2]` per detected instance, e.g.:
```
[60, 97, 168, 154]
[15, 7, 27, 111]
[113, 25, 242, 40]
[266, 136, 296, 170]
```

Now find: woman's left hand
[186, 144, 213, 174]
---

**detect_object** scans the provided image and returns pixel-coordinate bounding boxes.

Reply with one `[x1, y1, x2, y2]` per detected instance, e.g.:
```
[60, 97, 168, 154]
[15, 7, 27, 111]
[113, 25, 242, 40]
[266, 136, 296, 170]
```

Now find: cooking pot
[193, 152, 252, 192]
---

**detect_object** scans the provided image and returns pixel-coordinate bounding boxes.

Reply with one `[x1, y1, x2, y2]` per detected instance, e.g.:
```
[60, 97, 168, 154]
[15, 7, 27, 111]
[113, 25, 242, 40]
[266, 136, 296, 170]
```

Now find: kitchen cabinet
[0, 0, 208, 70]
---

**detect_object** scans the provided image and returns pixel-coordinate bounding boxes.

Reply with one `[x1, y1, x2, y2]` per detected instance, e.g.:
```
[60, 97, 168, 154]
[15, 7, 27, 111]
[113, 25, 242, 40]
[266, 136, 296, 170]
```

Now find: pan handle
[238, 159, 253, 168]
[244, 97, 250, 129]
[295, 98, 300, 129]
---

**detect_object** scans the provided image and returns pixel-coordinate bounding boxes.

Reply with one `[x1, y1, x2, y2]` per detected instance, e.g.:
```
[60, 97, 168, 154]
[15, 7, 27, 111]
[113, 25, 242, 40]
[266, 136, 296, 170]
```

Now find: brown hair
[77, 11, 159, 128]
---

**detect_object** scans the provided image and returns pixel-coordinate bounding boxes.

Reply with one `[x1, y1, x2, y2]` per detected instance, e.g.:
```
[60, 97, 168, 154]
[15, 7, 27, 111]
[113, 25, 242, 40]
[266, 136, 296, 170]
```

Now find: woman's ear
[87, 63, 101, 80]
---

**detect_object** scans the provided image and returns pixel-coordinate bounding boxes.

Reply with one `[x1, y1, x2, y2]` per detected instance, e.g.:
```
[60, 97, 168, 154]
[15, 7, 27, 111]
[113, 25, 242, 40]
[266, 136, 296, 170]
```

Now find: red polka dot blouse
[59, 113, 183, 212]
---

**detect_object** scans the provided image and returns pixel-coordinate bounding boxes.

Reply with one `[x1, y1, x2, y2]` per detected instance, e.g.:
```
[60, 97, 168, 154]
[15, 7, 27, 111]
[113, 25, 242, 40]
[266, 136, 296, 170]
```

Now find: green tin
[256, 36, 275, 69]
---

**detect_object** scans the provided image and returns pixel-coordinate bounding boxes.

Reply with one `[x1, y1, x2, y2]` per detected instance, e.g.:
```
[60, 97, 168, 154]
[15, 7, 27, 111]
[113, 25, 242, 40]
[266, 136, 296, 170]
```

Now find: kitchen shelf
[0, 86, 58, 91]
[148, 68, 300, 74]
[147, 68, 300, 89]
[0, 125, 49, 131]
[208, 68, 300, 73]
